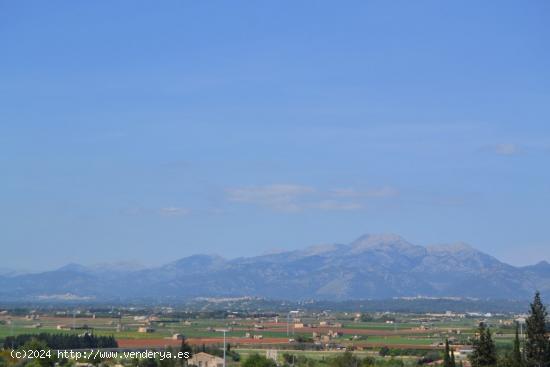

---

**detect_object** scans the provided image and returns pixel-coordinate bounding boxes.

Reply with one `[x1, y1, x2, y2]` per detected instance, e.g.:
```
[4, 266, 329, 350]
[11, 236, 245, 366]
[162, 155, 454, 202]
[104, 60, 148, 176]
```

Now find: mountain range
[1, 234, 549, 302]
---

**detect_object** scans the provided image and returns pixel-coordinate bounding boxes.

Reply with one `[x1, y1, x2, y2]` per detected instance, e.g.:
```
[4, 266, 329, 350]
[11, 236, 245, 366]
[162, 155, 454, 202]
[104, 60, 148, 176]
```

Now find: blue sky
[1, 1, 549, 271]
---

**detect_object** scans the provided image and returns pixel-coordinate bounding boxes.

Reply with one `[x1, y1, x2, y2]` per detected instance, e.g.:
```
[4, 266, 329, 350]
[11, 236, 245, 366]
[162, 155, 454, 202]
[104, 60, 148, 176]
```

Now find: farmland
[0, 307, 519, 354]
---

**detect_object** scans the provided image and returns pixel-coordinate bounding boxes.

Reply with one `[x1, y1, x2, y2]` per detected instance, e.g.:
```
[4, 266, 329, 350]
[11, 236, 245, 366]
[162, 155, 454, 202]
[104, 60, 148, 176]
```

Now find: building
[327, 330, 343, 337]
[138, 326, 154, 333]
[188, 353, 224, 367]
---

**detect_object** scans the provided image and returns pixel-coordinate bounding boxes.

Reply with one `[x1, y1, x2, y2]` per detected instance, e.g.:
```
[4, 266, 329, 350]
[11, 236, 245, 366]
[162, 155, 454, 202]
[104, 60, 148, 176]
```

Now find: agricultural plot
[0, 311, 516, 353]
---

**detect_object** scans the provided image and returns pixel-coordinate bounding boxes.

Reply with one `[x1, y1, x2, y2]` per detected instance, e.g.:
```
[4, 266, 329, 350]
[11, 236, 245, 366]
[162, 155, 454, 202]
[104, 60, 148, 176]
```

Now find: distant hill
[1, 234, 549, 302]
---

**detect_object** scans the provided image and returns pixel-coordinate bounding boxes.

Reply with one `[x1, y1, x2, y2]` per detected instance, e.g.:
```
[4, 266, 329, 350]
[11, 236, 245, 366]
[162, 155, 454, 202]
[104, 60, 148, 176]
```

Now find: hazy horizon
[2, 1, 549, 271]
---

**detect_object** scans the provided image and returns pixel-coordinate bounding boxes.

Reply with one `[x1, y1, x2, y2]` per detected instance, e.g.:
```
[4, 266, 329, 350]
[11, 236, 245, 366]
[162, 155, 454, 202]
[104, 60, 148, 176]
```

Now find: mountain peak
[90, 261, 146, 272]
[351, 233, 415, 250]
[302, 243, 342, 255]
[523, 260, 550, 273]
[349, 233, 427, 258]
[167, 254, 226, 271]
[56, 263, 89, 273]
[352, 233, 407, 245]
[427, 242, 476, 254]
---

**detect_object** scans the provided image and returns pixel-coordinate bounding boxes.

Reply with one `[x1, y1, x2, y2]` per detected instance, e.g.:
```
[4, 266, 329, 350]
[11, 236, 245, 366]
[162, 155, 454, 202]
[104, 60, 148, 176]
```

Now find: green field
[0, 311, 517, 355]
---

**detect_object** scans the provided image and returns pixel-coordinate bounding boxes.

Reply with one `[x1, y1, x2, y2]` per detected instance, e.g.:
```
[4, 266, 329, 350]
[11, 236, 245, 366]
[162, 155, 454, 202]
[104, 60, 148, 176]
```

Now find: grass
[342, 323, 418, 330]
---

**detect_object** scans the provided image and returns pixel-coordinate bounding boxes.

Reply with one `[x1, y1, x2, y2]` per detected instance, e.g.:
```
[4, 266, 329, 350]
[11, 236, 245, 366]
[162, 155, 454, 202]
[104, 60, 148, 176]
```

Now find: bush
[242, 354, 277, 367]
[379, 346, 390, 357]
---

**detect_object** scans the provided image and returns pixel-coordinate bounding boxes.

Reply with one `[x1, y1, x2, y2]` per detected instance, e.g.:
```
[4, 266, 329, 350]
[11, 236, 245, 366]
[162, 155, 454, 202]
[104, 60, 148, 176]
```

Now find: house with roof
[188, 352, 224, 367]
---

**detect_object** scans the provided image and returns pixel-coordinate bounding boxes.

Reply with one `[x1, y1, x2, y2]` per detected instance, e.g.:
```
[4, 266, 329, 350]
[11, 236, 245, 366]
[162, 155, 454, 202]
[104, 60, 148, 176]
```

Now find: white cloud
[121, 206, 191, 217]
[331, 187, 399, 198]
[226, 184, 314, 212]
[366, 187, 400, 198]
[159, 207, 190, 216]
[491, 143, 521, 156]
[311, 200, 363, 211]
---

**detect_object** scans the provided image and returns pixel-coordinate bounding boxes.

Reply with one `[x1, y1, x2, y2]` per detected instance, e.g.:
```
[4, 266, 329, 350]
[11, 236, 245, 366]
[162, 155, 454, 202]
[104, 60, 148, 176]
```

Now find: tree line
[444, 291, 549, 367]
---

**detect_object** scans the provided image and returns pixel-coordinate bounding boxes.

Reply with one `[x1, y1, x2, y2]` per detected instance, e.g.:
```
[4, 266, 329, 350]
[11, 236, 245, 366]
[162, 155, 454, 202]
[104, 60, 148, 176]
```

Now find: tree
[139, 358, 158, 367]
[242, 354, 277, 367]
[180, 337, 192, 356]
[379, 346, 390, 357]
[330, 351, 361, 367]
[179, 337, 192, 367]
[512, 323, 524, 367]
[282, 353, 295, 365]
[501, 325, 527, 367]
[362, 356, 375, 367]
[451, 349, 456, 367]
[20, 339, 57, 367]
[360, 314, 375, 322]
[525, 292, 549, 367]
[159, 347, 176, 367]
[444, 339, 452, 367]
[469, 323, 497, 367]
